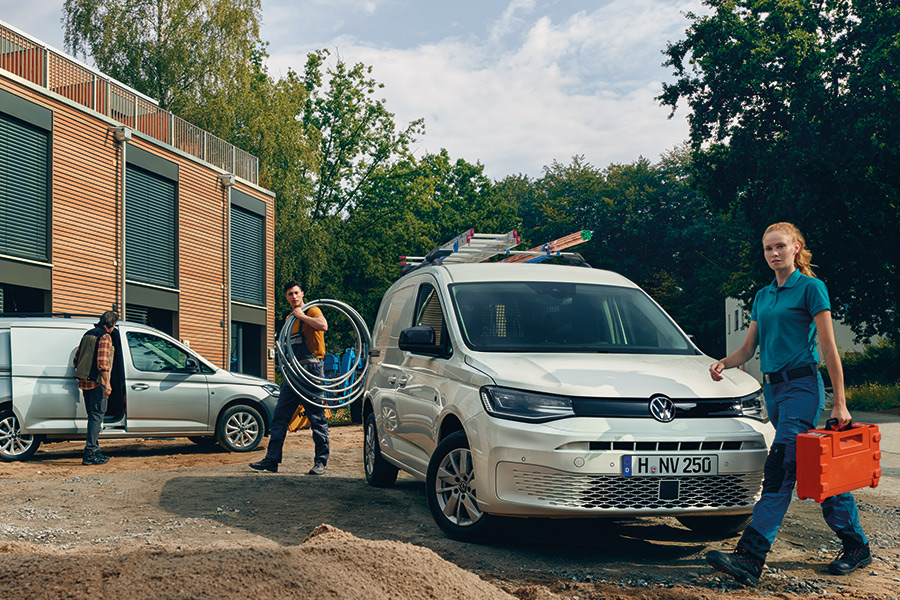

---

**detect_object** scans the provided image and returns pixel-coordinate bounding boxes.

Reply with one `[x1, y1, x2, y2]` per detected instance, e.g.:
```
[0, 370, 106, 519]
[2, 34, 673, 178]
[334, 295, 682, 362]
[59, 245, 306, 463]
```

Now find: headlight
[261, 383, 280, 396]
[739, 390, 768, 423]
[479, 386, 575, 422]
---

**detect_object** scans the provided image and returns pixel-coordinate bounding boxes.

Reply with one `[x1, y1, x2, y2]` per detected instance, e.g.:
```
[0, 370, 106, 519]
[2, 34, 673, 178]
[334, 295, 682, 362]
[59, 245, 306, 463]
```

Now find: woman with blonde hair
[705, 222, 870, 585]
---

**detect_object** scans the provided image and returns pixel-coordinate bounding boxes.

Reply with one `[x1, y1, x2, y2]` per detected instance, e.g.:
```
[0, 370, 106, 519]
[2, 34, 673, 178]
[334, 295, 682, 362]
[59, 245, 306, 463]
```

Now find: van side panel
[11, 324, 87, 433]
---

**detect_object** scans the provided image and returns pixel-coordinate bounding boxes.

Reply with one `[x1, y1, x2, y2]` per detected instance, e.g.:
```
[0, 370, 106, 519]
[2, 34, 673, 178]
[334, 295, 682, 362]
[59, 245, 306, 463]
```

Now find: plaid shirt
[74, 333, 113, 390]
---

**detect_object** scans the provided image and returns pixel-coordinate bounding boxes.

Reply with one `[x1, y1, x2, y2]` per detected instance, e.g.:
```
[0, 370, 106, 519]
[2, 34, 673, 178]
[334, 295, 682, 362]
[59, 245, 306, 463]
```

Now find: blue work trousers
[265, 362, 329, 465]
[745, 369, 868, 555]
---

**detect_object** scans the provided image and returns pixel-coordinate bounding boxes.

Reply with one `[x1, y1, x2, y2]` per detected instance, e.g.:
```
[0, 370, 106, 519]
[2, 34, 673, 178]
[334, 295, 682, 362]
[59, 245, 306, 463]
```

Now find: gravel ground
[1, 420, 898, 600]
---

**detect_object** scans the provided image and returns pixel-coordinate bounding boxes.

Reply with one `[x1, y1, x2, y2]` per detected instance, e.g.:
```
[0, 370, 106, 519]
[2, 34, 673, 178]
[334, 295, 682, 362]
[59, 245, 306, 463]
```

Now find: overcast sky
[1, 0, 703, 179]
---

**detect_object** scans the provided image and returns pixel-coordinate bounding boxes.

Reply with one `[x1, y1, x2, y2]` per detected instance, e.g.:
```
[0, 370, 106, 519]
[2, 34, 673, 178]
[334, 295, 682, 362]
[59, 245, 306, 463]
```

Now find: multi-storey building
[0, 20, 275, 380]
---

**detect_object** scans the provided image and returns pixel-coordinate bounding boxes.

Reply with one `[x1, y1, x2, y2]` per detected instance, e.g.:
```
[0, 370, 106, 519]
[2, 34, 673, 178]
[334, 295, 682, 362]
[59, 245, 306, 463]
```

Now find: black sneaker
[829, 544, 872, 575]
[249, 459, 278, 473]
[307, 462, 327, 475]
[706, 547, 764, 586]
[82, 453, 109, 465]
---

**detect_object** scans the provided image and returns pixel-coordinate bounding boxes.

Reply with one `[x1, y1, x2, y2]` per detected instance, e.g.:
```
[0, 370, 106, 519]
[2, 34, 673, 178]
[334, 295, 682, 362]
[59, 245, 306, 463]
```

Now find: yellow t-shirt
[289, 305, 325, 359]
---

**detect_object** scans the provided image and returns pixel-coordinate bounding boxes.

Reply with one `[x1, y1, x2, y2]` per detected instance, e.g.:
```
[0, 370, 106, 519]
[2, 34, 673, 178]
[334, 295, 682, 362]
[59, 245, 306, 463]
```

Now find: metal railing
[0, 21, 258, 184]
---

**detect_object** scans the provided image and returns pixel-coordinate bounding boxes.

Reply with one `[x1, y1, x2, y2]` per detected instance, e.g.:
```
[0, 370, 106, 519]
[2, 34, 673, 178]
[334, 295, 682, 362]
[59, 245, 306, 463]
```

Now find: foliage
[299, 49, 425, 221]
[63, 0, 262, 113]
[498, 150, 731, 355]
[660, 0, 900, 342]
[846, 384, 900, 412]
[840, 339, 900, 387]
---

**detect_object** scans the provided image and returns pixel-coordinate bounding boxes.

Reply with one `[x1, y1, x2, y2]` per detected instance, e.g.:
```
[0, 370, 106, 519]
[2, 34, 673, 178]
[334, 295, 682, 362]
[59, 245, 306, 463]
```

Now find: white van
[362, 262, 775, 541]
[0, 316, 280, 461]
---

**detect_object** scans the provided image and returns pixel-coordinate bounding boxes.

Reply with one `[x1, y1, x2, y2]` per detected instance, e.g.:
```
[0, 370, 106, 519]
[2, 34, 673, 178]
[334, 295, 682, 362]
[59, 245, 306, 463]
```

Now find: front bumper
[465, 413, 772, 518]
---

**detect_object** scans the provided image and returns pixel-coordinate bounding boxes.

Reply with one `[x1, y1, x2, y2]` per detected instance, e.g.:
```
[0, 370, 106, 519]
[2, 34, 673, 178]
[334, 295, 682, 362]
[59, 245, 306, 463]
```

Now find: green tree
[63, 0, 262, 114]
[299, 50, 425, 221]
[660, 0, 900, 341]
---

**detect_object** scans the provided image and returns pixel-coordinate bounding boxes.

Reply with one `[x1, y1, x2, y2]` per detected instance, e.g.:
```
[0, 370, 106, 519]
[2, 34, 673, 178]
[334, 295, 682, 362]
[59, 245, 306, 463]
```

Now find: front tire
[0, 408, 42, 462]
[426, 431, 495, 542]
[676, 513, 752, 538]
[364, 412, 398, 487]
[216, 405, 264, 452]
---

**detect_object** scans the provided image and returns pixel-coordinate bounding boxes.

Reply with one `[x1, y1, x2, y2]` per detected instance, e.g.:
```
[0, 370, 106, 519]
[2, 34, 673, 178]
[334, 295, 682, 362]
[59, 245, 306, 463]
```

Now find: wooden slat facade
[1, 73, 276, 381]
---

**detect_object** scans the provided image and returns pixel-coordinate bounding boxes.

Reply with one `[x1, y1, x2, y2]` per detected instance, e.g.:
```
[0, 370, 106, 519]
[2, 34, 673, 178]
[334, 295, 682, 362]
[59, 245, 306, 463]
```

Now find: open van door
[11, 322, 127, 434]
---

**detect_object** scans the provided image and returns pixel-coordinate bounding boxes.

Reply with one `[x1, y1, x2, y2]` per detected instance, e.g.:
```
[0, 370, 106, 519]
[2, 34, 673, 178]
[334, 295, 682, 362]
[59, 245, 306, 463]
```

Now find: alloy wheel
[433, 447, 483, 526]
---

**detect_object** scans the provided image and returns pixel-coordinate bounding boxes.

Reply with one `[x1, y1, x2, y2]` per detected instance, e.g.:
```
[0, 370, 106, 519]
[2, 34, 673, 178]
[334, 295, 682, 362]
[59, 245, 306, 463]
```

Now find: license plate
[622, 455, 718, 477]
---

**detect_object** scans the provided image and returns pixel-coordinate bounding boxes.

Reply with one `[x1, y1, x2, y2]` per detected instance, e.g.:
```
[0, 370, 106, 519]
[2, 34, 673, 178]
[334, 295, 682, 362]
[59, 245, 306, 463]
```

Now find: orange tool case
[796, 422, 882, 503]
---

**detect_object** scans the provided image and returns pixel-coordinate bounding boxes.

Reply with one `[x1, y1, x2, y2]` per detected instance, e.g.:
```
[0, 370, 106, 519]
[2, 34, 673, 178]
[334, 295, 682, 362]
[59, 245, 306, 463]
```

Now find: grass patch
[847, 383, 900, 412]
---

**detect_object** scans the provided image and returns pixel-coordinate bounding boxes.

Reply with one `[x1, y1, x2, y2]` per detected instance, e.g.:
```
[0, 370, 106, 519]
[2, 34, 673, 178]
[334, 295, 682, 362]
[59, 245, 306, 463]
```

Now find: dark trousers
[265, 362, 329, 465]
[82, 386, 107, 455]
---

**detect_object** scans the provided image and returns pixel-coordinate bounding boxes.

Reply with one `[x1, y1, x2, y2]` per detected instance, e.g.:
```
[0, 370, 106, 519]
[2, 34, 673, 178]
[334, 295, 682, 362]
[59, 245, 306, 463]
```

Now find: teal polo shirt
[750, 269, 831, 374]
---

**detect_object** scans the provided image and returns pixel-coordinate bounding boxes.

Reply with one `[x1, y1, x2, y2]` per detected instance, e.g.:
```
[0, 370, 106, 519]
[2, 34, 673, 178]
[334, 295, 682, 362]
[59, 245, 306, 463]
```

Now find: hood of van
[463, 353, 759, 399]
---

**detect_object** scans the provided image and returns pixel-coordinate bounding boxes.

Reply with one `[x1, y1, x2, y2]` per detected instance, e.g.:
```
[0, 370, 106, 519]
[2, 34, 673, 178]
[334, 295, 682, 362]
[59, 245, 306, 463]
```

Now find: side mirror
[399, 326, 446, 357]
[182, 357, 200, 373]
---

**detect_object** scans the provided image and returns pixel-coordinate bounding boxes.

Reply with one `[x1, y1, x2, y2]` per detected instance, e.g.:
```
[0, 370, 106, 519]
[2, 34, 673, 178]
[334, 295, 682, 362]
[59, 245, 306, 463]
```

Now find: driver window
[127, 331, 192, 372]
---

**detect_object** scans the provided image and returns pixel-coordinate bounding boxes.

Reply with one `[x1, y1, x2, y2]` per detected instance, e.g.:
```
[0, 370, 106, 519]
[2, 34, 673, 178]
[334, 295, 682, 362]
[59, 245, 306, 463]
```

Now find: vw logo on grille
[649, 395, 676, 423]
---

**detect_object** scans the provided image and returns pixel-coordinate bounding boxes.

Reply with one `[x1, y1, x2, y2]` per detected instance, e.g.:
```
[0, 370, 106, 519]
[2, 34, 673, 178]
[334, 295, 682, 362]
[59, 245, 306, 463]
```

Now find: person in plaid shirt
[73, 311, 118, 465]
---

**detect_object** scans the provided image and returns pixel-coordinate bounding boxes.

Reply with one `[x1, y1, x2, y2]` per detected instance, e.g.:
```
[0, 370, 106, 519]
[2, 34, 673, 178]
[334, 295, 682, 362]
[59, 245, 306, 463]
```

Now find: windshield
[449, 281, 696, 354]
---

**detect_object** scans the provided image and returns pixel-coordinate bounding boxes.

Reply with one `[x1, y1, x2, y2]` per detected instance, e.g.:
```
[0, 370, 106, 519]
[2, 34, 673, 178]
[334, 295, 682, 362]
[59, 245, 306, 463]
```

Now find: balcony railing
[0, 21, 259, 184]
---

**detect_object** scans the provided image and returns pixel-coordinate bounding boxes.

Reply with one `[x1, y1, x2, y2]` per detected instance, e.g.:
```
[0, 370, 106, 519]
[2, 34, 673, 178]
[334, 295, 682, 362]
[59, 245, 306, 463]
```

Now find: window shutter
[0, 113, 49, 261]
[125, 165, 176, 287]
[231, 205, 264, 305]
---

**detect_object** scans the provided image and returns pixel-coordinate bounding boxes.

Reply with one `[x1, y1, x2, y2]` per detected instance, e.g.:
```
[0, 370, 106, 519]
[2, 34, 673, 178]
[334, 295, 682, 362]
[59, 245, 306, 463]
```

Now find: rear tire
[216, 405, 264, 452]
[426, 431, 496, 542]
[0, 408, 42, 462]
[676, 513, 752, 538]
[364, 412, 398, 487]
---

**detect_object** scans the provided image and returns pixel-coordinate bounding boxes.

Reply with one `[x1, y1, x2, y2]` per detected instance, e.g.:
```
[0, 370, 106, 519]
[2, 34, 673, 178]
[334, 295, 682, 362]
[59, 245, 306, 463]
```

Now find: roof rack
[399, 229, 592, 275]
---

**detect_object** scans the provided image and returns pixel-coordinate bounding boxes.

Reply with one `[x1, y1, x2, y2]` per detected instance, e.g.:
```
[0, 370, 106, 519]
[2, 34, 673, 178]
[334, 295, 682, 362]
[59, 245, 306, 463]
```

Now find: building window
[231, 205, 264, 305]
[126, 164, 177, 288]
[0, 113, 50, 262]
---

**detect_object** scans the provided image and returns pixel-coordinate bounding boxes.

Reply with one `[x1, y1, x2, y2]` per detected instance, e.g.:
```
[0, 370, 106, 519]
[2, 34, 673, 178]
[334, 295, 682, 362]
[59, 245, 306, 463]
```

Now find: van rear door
[10, 322, 87, 433]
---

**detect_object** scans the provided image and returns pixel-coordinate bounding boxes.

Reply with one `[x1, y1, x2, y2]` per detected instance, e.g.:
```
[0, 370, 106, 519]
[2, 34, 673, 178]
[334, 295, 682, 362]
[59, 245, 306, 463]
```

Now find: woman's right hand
[709, 361, 726, 381]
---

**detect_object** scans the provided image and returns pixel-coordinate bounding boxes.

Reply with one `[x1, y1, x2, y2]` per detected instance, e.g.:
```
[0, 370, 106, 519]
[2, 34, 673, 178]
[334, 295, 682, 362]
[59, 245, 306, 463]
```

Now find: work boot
[249, 458, 278, 473]
[828, 544, 872, 575]
[706, 546, 764, 586]
[307, 462, 327, 475]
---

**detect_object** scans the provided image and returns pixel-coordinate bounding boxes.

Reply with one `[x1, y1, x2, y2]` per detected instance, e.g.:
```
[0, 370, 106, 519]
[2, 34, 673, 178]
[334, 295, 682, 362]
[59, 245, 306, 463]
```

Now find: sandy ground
[1, 419, 898, 600]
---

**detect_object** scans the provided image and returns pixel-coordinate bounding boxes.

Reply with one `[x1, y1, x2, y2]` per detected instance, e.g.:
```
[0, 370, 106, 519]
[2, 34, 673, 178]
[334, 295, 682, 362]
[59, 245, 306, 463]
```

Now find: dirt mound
[0, 523, 538, 600]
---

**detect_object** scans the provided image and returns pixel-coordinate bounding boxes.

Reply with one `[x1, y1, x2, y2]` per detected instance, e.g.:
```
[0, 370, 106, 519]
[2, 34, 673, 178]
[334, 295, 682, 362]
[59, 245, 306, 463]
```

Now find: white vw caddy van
[362, 262, 774, 542]
[0, 316, 280, 461]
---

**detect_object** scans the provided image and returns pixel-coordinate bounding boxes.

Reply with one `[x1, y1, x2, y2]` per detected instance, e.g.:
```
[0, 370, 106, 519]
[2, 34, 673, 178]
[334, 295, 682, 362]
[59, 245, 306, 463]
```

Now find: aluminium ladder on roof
[400, 230, 521, 266]
[500, 230, 593, 263]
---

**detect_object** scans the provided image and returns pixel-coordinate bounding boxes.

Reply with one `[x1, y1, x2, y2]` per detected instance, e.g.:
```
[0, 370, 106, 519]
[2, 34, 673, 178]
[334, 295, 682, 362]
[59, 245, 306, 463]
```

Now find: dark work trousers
[265, 361, 329, 465]
[82, 385, 107, 456]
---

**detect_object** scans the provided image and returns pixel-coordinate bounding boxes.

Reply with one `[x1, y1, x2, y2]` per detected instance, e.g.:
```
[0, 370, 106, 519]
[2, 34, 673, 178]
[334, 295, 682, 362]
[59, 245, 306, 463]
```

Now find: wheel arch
[437, 413, 465, 443]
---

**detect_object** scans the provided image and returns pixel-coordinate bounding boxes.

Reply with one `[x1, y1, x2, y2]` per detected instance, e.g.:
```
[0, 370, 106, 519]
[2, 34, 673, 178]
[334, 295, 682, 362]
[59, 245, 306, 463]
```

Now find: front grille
[509, 468, 762, 510]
